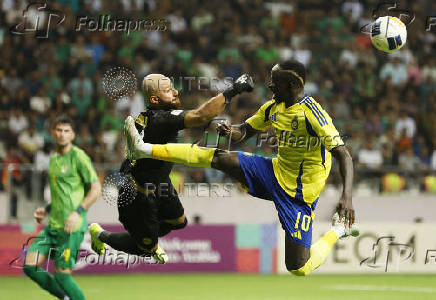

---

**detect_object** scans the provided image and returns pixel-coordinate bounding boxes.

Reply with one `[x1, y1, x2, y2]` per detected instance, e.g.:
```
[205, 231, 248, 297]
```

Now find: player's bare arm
[216, 121, 261, 144]
[331, 145, 355, 227]
[184, 93, 227, 127]
[184, 74, 254, 128]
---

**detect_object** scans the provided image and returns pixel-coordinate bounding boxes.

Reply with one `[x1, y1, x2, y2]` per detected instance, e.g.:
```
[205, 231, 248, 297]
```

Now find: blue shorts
[238, 152, 318, 248]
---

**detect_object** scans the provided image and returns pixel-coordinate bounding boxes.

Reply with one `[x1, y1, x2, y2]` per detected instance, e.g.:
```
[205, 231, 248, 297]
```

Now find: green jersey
[48, 146, 98, 231]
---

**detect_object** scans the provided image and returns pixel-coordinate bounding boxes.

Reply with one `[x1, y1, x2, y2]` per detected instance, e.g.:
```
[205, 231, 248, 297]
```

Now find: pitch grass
[2, 273, 436, 300]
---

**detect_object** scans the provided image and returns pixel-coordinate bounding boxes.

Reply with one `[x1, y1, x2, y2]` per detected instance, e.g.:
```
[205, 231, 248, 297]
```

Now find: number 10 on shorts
[294, 212, 311, 232]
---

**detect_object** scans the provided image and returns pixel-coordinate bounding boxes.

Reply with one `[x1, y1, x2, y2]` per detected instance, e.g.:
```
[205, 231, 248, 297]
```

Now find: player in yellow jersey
[124, 60, 358, 276]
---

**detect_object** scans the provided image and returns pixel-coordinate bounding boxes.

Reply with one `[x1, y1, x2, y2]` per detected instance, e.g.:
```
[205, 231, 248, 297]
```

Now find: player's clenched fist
[216, 120, 232, 137]
[223, 74, 254, 104]
[34, 207, 46, 224]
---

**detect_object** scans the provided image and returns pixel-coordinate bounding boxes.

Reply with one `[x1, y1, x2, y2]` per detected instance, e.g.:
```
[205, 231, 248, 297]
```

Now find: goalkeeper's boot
[331, 212, 360, 239]
[124, 116, 151, 160]
[153, 245, 168, 264]
[89, 223, 106, 255]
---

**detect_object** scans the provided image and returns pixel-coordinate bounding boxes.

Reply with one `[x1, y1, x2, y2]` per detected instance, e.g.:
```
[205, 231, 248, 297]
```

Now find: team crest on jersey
[142, 237, 152, 245]
[291, 116, 299, 130]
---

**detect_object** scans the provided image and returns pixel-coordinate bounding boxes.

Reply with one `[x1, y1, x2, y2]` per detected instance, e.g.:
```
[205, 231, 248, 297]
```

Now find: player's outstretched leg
[89, 223, 168, 263]
[288, 213, 359, 276]
[125, 115, 251, 186]
[125, 116, 215, 165]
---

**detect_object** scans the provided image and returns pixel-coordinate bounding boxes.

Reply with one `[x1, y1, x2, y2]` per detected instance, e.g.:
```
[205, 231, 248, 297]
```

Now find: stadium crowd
[0, 0, 435, 195]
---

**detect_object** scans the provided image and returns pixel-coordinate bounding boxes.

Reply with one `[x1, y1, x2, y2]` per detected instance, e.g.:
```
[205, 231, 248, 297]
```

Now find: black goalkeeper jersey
[120, 107, 186, 188]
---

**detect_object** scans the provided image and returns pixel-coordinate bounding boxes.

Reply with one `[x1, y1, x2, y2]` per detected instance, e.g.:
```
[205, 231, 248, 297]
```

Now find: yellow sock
[290, 230, 338, 276]
[152, 144, 216, 167]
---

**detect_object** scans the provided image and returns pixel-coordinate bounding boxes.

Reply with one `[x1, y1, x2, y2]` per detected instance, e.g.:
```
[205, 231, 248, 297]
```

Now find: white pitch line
[324, 285, 436, 293]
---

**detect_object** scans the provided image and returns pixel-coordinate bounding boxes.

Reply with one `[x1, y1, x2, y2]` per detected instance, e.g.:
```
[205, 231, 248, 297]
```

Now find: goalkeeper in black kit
[89, 73, 253, 262]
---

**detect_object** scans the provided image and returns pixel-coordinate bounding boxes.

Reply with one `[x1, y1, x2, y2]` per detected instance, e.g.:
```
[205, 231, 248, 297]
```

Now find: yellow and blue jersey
[245, 95, 344, 204]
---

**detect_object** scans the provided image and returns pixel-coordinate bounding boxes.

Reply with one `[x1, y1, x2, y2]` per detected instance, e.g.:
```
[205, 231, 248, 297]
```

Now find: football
[370, 16, 407, 53]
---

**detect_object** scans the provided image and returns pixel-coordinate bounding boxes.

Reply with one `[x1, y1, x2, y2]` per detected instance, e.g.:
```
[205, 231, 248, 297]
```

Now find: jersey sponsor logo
[171, 110, 183, 116]
[271, 113, 277, 122]
[291, 116, 299, 130]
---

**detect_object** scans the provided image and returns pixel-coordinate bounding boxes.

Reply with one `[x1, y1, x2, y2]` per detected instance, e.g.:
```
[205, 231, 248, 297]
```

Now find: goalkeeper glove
[223, 74, 254, 104]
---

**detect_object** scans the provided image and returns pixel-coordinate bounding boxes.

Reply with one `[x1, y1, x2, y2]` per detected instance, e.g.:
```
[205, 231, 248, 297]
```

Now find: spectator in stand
[0, 0, 434, 195]
[397, 128, 413, 153]
[68, 69, 93, 99]
[8, 109, 28, 136]
[399, 148, 421, 172]
[380, 57, 408, 87]
[395, 110, 416, 139]
[18, 124, 44, 161]
[358, 137, 383, 170]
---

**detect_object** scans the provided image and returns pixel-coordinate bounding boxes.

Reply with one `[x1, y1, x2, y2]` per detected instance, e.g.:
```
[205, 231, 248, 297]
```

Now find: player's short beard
[156, 96, 181, 110]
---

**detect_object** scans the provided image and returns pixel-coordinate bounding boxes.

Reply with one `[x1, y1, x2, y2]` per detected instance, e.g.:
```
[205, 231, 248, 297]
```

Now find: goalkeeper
[89, 73, 253, 263]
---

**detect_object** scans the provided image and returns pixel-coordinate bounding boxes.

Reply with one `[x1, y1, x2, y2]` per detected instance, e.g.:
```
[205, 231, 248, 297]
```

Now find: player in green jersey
[23, 116, 101, 300]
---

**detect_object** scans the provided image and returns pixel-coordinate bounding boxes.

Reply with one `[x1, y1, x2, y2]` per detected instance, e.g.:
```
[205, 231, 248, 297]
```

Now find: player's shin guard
[23, 265, 67, 299]
[152, 144, 216, 167]
[54, 272, 85, 300]
[290, 230, 338, 276]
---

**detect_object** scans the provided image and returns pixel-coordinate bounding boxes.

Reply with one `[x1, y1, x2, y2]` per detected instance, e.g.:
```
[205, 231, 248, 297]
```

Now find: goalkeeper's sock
[54, 273, 85, 300]
[23, 265, 67, 299]
[99, 231, 148, 256]
[158, 222, 173, 237]
[290, 230, 338, 276]
[158, 218, 188, 237]
[151, 144, 216, 167]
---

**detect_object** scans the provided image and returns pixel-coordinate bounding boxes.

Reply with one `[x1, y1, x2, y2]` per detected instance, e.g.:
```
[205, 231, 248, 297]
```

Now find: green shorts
[27, 226, 85, 270]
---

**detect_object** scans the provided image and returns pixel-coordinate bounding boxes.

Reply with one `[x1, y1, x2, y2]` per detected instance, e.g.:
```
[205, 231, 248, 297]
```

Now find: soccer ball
[370, 16, 407, 53]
